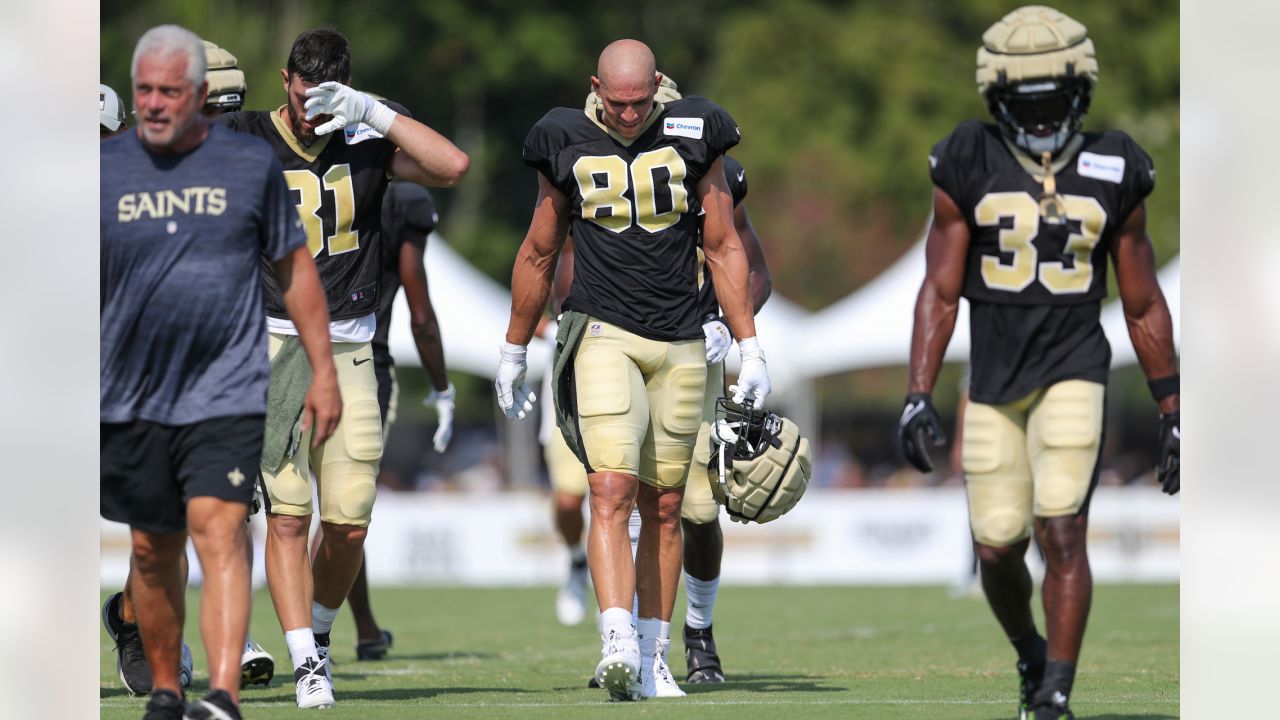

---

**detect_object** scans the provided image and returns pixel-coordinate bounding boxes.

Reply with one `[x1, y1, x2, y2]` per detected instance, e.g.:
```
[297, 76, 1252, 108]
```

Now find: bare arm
[505, 174, 571, 345]
[907, 187, 971, 395]
[734, 203, 772, 314]
[273, 246, 341, 447]
[700, 156, 755, 339]
[398, 240, 449, 393]
[386, 114, 471, 188]
[552, 236, 576, 316]
[1111, 202, 1179, 414]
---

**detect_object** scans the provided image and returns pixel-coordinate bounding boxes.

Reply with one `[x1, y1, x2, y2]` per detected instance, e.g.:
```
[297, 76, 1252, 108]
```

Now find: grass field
[99, 584, 1178, 719]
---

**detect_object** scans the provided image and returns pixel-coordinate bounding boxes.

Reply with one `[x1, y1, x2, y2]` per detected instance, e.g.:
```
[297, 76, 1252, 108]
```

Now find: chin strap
[1038, 150, 1066, 224]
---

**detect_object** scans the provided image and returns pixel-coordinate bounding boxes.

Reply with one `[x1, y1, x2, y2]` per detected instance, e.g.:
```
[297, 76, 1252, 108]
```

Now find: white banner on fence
[99, 487, 1178, 587]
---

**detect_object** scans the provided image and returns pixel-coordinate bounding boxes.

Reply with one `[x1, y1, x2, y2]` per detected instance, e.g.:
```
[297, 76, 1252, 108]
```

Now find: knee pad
[971, 510, 1031, 547]
[681, 469, 720, 524]
[260, 457, 313, 516]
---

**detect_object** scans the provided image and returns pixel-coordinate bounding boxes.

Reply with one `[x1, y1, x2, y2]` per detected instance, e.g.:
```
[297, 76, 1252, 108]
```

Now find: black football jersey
[523, 96, 740, 341]
[930, 120, 1155, 403]
[214, 105, 405, 321]
[372, 181, 437, 362]
[696, 155, 749, 319]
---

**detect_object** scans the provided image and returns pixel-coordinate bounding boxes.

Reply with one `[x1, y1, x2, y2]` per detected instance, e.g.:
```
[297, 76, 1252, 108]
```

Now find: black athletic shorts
[101, 414, 265, 534]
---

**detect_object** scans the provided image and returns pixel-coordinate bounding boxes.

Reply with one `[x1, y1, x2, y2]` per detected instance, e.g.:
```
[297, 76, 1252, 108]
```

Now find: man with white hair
[101, 24, 340, 720]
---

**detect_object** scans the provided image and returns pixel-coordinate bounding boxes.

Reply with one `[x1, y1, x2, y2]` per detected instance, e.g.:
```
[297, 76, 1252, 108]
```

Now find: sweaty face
[595, 79, 656, 139]
[283, 73, 328, 145]
[133, 52, 205, 152]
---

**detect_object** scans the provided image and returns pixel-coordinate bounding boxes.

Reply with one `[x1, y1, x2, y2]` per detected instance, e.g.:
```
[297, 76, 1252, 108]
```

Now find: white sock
[285, 628, 318, 669]
[629, 505, 643, 616]
[637, 617, 671, 658]
[600, 607, 634, 638]
[312, 601, 339, 636]
[684, 572, 720, 629]
[244, 633, 255, 654]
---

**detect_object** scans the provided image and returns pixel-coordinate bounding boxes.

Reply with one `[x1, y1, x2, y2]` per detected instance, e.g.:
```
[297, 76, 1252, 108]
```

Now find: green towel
[260, 335, 313, 473]
[552, 311, 590, 460]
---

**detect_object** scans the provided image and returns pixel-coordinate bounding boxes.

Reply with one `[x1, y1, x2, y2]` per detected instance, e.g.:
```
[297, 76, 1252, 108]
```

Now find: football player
[214, 27, 469, 709]
[899, 7, 1179, 720]
[497, 39, 771, 701]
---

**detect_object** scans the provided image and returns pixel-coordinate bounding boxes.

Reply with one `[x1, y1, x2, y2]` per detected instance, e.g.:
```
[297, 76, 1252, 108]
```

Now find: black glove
[1157, 411, 1179, 495]
[898, 393, 947, 473]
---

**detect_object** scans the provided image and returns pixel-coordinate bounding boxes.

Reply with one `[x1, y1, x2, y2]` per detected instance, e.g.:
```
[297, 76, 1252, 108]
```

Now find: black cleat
[115, 624, 153, 695]
[1016, 653, 1046, 720]
[143, 689, 185, 720]
[183, 689, 243, 720]
[355, 629, 394, 661]
[1028, 689, 1076, 720]
[587, 676, 601, 688]
[683, 624, 725, 683]
[240, 642, 275, 688]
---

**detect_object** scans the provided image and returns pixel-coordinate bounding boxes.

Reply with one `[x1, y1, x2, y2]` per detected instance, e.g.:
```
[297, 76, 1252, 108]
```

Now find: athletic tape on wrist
[1147, 374, 1179, 401]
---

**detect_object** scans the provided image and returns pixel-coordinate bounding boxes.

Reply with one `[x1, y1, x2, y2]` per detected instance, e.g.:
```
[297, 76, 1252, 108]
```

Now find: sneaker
[1017, 655, 1046, 720]
[594, 627, 642, 702]
[293, 657, 335, 709]
[315, 632, 334, 689]
[183, 689, 242, 720]
[1028, 689, 1076, 720]
[240, 642, 275, 688]
[179, 642, 194, 689]
[556, 560, 590, 626]
[683, 624, 725, 683]
[143, 689, 185, 720]
[114, 617, 153, 695]
[355, 629, 394, 661]
[641, 638, 686, 698]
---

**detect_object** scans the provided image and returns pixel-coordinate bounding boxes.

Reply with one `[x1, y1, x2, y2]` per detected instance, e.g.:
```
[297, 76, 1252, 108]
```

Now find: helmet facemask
[987, 75, 1092, 159]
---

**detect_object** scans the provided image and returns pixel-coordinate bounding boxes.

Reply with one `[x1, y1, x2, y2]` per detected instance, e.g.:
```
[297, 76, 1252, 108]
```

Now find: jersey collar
[582, 100, 665, 147]
[270, 105, 332, 162]
[1002, 133, 1084, 181]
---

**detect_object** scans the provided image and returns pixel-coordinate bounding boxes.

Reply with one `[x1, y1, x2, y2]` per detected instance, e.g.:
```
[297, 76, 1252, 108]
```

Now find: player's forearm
[748, 267, 772, 315]
[386, 115, 470, 187]
[506, 246, 556, 346]
[707, 243, 755, 338]
[1124, 292, 1179, 411]
[907, 281, 959, 395]
[410, 314, 450, 393]
[278, 254, 337, 382]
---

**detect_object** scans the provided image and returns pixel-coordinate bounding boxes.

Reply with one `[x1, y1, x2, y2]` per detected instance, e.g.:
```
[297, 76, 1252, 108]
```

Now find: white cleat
[293, 657, 335, 709]
[594, 627, 642, 702]
[179, 642, 194, 689]
[641, 638, 686, 698]
[240, 641, 275, 688]
[555, 563, 589, 626]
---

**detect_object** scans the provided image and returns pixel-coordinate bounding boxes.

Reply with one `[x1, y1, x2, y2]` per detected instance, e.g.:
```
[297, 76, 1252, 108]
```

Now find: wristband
[1147, 374, 1179, 402]
[363, 97, 397, 135]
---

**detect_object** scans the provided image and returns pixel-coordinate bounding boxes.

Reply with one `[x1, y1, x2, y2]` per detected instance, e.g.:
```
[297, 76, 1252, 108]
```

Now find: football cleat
[555, 559, 590, 626]
[182, 689, 242, 720]
[683, 624, 725, 683]
[1028, 689, 1075, 720]
[641, 638, 685, 698]
[179, 642, 194, 689]
[594, 627, 642, 702]
[293, 657, 335, 709]
[142, 689, 185, 720]
[709, 398, 813, 524]
[240, 641, 275, 687]
[355, 629, 395, 661]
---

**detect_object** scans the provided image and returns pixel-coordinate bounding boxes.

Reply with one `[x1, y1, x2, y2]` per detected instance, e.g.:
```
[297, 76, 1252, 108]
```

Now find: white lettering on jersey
[1077, 152, 1125, 184]
[663, 117, 704, 139]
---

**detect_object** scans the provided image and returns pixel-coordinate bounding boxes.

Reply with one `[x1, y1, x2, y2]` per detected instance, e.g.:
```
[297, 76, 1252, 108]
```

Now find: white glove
[494, 341, 537, 420]
[702, 316, 733, 364]
[730, 336, 771, 410]
[303, 81, 397, 136]
[423, 382, 456, 453]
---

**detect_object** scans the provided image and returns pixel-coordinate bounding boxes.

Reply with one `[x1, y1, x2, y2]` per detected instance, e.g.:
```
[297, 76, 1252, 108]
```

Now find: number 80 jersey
[929, 120, 1156, 404]
[523, 97, 740, 341]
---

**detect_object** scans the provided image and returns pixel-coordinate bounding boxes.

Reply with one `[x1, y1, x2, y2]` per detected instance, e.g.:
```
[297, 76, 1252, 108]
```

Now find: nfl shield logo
[590, 323, 603, 337]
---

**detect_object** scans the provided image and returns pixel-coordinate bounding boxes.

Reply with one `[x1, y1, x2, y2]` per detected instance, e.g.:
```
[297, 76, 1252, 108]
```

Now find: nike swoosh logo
[353, 357, 372, 366]
[736, 170, 745, 183]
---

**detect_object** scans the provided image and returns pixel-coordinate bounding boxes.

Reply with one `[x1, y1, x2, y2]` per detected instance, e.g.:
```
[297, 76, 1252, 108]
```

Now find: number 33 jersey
[214, 105, 404, 321]
[929, 120, 1156, 404]
[523, 97, 740, 341]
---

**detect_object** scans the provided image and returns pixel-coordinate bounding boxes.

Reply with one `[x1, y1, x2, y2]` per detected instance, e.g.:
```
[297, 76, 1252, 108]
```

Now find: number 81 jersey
[929, 120, 1156, 403]
[523, 97, 740, 341]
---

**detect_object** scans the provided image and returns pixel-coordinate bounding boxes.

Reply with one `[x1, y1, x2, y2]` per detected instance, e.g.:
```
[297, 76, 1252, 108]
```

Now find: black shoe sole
[240, 656, 275, 688]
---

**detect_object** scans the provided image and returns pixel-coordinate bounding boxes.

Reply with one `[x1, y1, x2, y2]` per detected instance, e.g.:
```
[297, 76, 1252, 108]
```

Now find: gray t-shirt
[101, 125, 305, 424]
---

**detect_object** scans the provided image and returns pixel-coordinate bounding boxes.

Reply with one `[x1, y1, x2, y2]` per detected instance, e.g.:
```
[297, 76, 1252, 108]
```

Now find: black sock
[1039, 660, 1077, 703]
[315, 631, 331, 648]
[1011, 630, 1046, 668]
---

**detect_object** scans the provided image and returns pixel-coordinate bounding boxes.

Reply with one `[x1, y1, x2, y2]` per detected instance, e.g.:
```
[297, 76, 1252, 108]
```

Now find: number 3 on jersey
[572, 148, 689, 233]
[285, 164, 359, 257]
[975, 191, 1107, 294]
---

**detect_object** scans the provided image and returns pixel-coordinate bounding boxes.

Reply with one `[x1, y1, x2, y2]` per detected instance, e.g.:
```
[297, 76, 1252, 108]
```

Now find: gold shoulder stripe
[269, 106, 331, 162]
